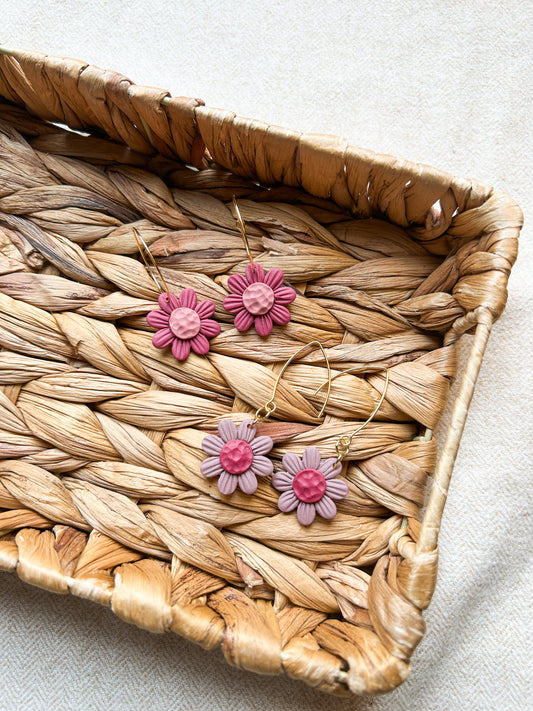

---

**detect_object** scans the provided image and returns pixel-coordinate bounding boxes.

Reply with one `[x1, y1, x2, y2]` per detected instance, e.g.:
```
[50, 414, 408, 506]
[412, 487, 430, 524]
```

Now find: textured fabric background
[1, 2, 532, 710]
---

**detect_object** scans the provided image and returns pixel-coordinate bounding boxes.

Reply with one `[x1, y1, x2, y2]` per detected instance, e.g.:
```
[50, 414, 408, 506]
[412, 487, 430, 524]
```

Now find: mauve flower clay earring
[199, 340, 332, 499]
[200, 419, 273, 495]
[271, 365, 391, 526]
[222, 197, 296, 337]
[133, 228, 220, 362]
[272, 446, 348, 526]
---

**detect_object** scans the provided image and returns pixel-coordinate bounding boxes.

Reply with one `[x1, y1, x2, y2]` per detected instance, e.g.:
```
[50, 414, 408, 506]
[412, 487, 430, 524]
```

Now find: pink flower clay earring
[223, 197, 296, 337]
[272, 366, 391, 526]
[133, 228, 220, 362]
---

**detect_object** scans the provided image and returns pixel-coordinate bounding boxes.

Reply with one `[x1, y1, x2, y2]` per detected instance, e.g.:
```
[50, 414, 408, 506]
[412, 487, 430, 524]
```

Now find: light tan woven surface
[1, 3, 531, 710]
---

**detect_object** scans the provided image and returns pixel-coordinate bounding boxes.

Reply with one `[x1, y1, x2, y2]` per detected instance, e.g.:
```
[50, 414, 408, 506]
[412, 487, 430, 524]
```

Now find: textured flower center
[293, 468, 327, 503]
[169, 307, 201, 340]
[242, 282, 275, 315]
[219, 439, 254, 474]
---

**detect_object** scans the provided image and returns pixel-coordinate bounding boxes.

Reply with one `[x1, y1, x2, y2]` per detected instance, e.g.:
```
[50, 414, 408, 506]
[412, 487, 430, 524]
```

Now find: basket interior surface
[0, 51, 522, 697]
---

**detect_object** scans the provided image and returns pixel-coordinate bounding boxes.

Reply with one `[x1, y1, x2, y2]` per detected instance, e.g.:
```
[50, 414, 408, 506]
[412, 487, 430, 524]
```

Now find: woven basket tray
[0, 48, 522, 697]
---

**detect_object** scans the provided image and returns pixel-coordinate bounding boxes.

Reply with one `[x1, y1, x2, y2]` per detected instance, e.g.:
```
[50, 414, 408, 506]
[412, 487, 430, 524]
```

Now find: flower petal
[273, 286, 297, 305]
[200, 457, 224, 478]
[238, 469, 258, 495]
[255, 314, 273, 337]
[270, 303, 291, 326]
[297, 502, 316, 526]
[195, 299, 216, 319]
[325, 479, 349, 500]
[201, 434, 224, 456]
[282, 453, 303, 476]
[315, 495, 337, 519]
[178, 288, 197, 309]
[159, 292, 179, 313]
[218, 470, 238, 495]
[218, 419, 237, 442]
[246, 263, 265, 283]
[190, 333, 210, 355]
[278, 490, 299, 512]
[234, 309, 254, 331]
[223, 294, 244, 313]
[171, 338, 191, 361]
[199, 319, 221, 339]
[237, 420, 256, 442]
[146, 309, 170, 329]
[264, 268, 284, 290]
[302, 446, 321, 470]
[271, 470, 295, 492]
[250, 435, 273, 455]
[251, 455, 273, 477]
[152, 328, 174, 349]
[320, 458, 343, 479]
[227, 273, 249, 294]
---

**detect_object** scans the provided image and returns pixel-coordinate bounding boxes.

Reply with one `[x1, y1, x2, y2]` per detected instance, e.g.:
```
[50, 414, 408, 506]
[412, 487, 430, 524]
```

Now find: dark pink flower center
[219, 439, 254, 474]
[242, 282, 275, 315]
[169, 307, 201, 340]
[293, 468, 327, 503]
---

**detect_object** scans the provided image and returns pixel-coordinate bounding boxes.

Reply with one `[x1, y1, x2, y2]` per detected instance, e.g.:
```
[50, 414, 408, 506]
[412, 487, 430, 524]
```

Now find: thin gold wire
[251, 340, 332, 425]
[232, 195, 256, 270]
[132, 226, 170, 295]
[314, 366, 391, 461]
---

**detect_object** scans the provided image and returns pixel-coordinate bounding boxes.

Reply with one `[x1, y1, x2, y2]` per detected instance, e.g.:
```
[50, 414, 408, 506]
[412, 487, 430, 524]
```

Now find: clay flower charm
[223, 264, 296, 337]
[146, 288, 220, 361]
[272, 446, 349, 525]
[200, 419, 274, 495]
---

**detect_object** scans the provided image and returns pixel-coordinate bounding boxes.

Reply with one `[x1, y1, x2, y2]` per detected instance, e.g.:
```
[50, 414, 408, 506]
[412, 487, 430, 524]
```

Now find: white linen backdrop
[0, 2, 531, 709]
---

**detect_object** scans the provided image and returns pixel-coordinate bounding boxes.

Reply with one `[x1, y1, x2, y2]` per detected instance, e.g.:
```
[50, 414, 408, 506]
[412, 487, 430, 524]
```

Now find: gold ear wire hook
[132, 226, 170, 295]
[250, 340, 332, 425]
[314, 366, 390, 462]
[232, 195, 256, 271]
